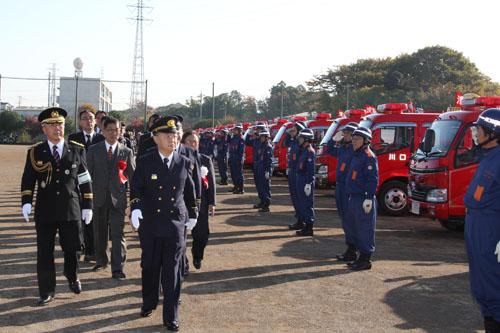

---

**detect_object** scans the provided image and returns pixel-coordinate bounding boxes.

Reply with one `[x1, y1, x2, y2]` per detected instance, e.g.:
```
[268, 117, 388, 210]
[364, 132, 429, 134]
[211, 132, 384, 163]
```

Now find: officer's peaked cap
[474, 108, 500, 135]
[151, 116, 179, 134]
[38, 107, 67, 124]
[353, 127, 372, 140]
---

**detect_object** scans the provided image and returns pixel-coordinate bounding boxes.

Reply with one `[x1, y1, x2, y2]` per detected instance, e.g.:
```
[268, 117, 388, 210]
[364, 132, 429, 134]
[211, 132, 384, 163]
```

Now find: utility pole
[211, 82, 215, 128]
[199, 92, 203, 121]
[280, 85, 284, 118]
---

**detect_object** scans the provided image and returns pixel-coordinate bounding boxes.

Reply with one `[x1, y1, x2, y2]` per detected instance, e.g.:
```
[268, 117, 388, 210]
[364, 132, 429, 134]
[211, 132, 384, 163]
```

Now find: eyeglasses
[80, 117, 95, 121]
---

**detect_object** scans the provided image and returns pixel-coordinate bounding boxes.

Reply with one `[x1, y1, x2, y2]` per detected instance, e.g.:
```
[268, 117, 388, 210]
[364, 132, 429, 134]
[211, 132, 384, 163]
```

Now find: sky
[1, 0, 500, 110]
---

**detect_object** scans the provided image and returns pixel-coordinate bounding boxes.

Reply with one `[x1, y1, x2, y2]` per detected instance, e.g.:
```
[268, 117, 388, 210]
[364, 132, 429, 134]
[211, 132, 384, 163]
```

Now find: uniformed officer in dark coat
[345, 127, 378, 271]
[463, 108, 500, 332]
[214, 129, 229, 185]
[285, 121, 306, 230]
[182, 130, 216, 270]
[295, 129, 316, 236]
[67, 103, 104, 262]
[21, 107, 93, 306]
[228, 124, 245, 194]
[254, 129, 273, 212]
[245, 124, 266, 205]
[130, 116, 197, 331]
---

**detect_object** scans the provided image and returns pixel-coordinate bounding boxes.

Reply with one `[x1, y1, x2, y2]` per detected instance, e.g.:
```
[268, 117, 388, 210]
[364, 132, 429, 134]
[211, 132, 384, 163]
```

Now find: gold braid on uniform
[29, 145, 53, 185]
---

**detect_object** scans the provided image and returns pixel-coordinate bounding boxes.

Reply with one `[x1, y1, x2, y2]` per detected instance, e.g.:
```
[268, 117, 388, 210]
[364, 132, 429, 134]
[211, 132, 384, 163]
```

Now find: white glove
[494, 241, 500, 263]
[265, 171, 270, 180]
[186, 218, 197, 231]
[363, 199, 373, 214]
[22, 203, 32, 222]
[333, 131, 344, 142]
[304, 184, 312, 196]
[82, 209, 93, 225]
[131, 209, 143, 230]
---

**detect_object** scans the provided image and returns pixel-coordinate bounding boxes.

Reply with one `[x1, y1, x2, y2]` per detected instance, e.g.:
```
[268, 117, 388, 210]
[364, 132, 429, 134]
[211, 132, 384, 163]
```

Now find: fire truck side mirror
[422, 129, 435, 153]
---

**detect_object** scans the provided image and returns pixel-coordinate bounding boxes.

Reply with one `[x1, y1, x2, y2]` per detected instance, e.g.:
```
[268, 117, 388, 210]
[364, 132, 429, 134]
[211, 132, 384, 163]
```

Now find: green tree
[0, 111, 24, 133]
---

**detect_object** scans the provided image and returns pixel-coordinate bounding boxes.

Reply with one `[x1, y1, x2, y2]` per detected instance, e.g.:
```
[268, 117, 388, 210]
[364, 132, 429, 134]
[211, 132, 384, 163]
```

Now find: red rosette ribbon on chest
[118, 160, 128, 184]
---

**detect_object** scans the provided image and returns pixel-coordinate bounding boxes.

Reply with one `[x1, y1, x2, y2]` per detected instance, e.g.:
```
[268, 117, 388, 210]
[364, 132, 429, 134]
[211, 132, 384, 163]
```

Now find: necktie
[164, 157, 169, 171]
[52, 145, 61, 166]
[108, 146, 113, 161]
[85, 134, 91, 144]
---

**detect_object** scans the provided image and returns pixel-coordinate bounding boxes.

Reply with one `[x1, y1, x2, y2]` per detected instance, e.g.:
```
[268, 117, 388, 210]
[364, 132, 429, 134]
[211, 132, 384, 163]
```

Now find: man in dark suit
[87, 117, 135, 279]
[68, 104, 104, 262]
[130, 116, 197, 331]
[95, 110, 107, 134]
[21, 107, 93, 305]
[182, 130, 216, 270]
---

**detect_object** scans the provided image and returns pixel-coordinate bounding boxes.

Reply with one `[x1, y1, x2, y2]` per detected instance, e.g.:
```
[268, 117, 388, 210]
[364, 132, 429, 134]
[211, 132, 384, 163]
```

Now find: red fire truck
[316, 109, 373, 188]
[342, 103, 442, 216]
[271, 116, 308, 175]
[408, 95, 500, 230]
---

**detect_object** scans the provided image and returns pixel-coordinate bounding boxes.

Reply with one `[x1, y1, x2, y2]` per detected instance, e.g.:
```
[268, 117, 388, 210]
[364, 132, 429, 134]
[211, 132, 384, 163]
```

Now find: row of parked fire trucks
[197, 94, 500, 231]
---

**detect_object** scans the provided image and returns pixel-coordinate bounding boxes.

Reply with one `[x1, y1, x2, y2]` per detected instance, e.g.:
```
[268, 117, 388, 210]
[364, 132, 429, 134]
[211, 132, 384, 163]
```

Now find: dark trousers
[140, 234, 183, 323]
[191, 211, 209, 260]
[83, 221, 94, 256]
[35, 219, 80, 297]
[216, 155, 228, 182]
[93, 195, 127, 272]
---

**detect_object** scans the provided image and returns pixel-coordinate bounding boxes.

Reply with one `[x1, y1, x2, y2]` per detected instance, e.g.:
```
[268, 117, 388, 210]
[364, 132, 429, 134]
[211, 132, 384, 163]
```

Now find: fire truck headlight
[426, 189, 448, 203]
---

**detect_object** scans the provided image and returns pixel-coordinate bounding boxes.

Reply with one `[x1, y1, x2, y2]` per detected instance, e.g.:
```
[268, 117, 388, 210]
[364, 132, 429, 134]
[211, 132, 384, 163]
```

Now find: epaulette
[69, 140, 85, 148]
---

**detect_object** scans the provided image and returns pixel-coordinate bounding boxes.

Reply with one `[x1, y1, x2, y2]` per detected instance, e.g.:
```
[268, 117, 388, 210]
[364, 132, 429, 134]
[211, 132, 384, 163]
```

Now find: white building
[58, 77, 112, 119]
[11, 106, 45, 118]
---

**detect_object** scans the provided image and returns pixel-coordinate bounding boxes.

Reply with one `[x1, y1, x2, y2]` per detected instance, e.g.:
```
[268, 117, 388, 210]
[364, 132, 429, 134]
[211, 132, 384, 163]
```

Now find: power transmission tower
[129, 0, 151, 111]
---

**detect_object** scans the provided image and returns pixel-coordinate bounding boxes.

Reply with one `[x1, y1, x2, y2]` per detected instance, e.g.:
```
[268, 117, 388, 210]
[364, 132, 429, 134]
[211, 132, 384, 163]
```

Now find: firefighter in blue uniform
[202, 131, 215, 159]
[254, 129, 273, 212]
[295, 128, 316, 236]
[345, 127, 378, 271]
[285, 121, 307, 230]
[325, 122, 359, 262]
[130, 116, 197, 332]
[463, 108, 500, 333]
[215, 129, 229, 185]
[245, 124, 266, 207]
[228, 124, 245, 194]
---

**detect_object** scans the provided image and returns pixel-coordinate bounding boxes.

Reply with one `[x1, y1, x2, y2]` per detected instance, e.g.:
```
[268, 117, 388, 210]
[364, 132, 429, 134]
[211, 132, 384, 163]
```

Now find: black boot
[258, 203, 270, 212]
[220, 180, 228, 185]
[253, 202, 263, 209]
[229, 185, 236, 192]
[336, 245, 357, 262]
[349, 253, 372, 271]
[288, 220, 304, 230]
[235, 185, 244, 194]
[296, 223, 313, 236]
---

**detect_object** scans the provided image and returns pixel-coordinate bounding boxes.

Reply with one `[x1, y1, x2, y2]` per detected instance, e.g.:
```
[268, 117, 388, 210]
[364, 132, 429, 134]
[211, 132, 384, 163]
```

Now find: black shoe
[112, 271, 126, 280]
[37, 295, 54, 306]
[140, 307, 153, 317]
[83, 255, 95, 263]
[68, 280, 81, 294]
[349, 254, 372, 271]
[229, 186, 236, 192]
[164, 321, 179, 331]
[220, 181, 228, 185]
[258, 205, 270, 212]
[288, 220, 305, 230]
[193, 258, 202, 270]
[296, 224, 313, 236]
[336, 246, 357, 262]
[253, 202, 263, 209]
[92, 264, 107, 271]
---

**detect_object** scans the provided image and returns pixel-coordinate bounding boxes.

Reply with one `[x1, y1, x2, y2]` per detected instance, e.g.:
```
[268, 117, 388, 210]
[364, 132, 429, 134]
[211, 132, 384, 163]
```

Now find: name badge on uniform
[151, 174, 158, 180]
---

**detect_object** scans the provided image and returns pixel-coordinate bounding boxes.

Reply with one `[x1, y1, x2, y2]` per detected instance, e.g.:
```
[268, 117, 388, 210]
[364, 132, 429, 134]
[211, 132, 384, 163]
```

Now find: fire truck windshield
[416, 119, 462, 157]
[272, 125, 287, 144]
[319, 122, 340, 146]
[358, 119, 373, 130]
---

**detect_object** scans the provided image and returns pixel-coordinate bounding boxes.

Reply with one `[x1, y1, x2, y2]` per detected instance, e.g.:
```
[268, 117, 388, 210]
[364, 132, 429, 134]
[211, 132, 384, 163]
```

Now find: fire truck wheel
[438, 219, 464, 232]
[378, 180, 409, 216]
